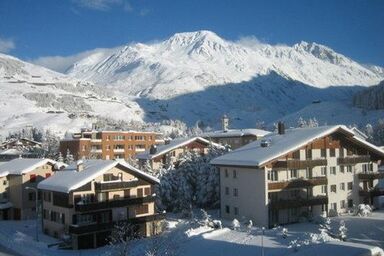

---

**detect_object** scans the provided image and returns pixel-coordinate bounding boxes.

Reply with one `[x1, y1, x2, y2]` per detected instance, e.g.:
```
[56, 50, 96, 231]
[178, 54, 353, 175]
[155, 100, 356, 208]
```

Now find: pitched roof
[202, 128, 270, 139]
[136, 137, 223, 160]
[38, 159, 159, 193]
[0, 158, 57, 175]
[211, 125, 384, 168]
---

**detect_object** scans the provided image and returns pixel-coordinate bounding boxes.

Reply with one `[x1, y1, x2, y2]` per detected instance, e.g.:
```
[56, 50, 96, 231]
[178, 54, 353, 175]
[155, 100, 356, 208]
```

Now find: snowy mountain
[1, 31, 384, 136]
[67, 31, 383, 100]
[0, 53, 144, 137]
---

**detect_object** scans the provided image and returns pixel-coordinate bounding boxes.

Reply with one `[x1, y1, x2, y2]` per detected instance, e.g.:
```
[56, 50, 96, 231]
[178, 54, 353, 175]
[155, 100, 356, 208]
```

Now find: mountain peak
[165, 30, 225, 48]
[293, 41, 349, 65]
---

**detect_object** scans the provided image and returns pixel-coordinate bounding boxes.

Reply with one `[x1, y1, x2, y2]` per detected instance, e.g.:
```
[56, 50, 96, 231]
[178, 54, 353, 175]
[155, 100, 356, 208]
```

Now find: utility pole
[261, 227, 265, 256]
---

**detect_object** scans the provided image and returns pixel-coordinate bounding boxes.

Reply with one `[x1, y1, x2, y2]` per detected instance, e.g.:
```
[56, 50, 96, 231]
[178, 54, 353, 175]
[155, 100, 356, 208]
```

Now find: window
[330, 148, 336, 157]
[306, 149, 312, 159]
[234, 207, 239, 215]
[321, 185, 327, 194]
[330, 167, 336, 175]
[347, 182, 353, 190]
[225, 187, 229, 195]
[233, 188, 238, 197]
[3, 180, 6, 186]
[340, 200, 346, 209]
[321, 167, 327, 176]
[225, 205, 230, 214]
[362, 163, 372, 173]
[331, 203, 337, 211]
[113, 194, 120, 200]
[61, 213, 65, 224]
[340, 166, 345, 173]
[348, 199, 353, 208]
[347, 165, 352, 173]
[137, 188, 143, 197]
[29, 174, 36, 183]
[290, 169, 298, 179]
[144, 187, 151, 196]
[43, 209, 49, 220]
[28, 192, 35, 201]
[340, 183, 345, 191]
[268, 170, 278, 181]
[43, 191, 51, 202]
[330, 185, 337, 193]
[135, 204, 149, 215]
[45, 173, 51, 178]
[293, 150, 300, 159]
[225, 169, 228, 178]
[233, 170, 237, 179]
[321, 149, 326, 158]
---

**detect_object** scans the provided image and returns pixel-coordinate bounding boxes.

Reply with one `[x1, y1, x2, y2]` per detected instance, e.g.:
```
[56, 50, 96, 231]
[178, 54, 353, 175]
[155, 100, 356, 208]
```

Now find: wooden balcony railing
[268, 176, 327, 190]
[68, 213, 165, 235]
[94, 180, 147, 192]
[359, 188, 384, 198]
[357, 172, 384, 181]
[273, 159, 327, 169]
[269, 195, 328, 210]
[75, 195, 155, 212]
[337, 155, 370, 165]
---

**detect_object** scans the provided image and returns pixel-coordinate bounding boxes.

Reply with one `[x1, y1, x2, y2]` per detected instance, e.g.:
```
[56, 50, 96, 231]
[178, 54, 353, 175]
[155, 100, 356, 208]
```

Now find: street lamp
[261, 227, 265, 256]
[25, 186, 39, 242]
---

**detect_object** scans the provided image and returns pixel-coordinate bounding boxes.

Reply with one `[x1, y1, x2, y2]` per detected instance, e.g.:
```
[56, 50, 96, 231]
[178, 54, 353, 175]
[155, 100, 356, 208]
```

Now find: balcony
[94, 179, 147, 192]
[135, 148, 146, 152]
[269, 195, 328, 210]
[359, 188, 384, 197]
[90, 149, 102, 153]
[113, 148, 125, 153]
[90, 139, 102, 143]
[268, 176, 327, 190]
[273, 159, 327, 169]
[68, 213, 165, 235]
[75, 195, 155, 212]
[337, 155, 370, 165]
[357, 172, 384, 181]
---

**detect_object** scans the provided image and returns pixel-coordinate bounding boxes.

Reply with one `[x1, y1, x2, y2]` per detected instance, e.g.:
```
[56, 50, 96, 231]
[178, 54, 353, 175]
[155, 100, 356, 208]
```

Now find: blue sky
[0, 0, 383, 68]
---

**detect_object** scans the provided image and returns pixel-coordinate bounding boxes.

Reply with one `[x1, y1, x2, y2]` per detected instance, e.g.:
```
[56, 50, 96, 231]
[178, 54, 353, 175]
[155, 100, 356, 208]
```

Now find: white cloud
[0, 36, 15, 53]
[236, 36, 265, 48]
[73, 0, 134, 12]
[31, 47, 121, 73]
[74, 0, 121, 11]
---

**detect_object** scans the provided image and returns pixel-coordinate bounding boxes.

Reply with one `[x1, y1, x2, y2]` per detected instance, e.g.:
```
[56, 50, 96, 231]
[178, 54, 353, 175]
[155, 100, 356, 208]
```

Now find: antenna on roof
[222, 114, 229, 132]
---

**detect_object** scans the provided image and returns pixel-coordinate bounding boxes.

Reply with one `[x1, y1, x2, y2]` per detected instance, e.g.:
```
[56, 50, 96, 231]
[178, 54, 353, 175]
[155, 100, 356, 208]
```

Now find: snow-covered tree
[57, 152, 64, 162]
[109, 222, 137, 256]
[282, 227, 288, 239]
[232, 219, 240, 231]
[65, 149, 74, 164]
[297, 117, 307, 128]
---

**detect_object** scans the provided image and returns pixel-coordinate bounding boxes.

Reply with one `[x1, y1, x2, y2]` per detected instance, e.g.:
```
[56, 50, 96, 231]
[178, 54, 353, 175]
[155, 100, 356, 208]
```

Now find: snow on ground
[0, 211, 383, 256]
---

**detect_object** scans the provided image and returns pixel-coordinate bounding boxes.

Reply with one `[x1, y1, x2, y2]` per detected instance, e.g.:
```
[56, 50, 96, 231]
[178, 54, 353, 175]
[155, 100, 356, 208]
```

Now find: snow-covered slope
[0, 53, 144, 137]
[67, 31, 384, 100]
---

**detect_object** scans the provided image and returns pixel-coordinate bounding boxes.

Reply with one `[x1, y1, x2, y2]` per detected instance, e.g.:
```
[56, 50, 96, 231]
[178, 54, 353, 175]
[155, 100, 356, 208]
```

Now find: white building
[211, 124, 384, 228]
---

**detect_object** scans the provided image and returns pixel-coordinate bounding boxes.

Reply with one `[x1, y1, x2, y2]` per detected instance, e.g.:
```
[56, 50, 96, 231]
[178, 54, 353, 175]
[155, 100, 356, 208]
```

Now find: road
[0, 244, 22, 256]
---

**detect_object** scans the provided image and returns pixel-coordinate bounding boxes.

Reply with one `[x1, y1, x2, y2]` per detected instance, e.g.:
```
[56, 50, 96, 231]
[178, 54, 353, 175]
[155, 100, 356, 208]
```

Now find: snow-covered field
[0, 211, 383, 256]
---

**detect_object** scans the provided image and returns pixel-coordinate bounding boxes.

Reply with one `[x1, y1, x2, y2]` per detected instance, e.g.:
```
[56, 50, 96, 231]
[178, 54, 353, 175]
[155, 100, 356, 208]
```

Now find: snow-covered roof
[0, 158, 57, 175]
[38, 159, 159, 193]
[202, 128, 270, 139]
[211, 125, 384, 168]
[136, 137, 223, 160]
[0, 148, 24, 155]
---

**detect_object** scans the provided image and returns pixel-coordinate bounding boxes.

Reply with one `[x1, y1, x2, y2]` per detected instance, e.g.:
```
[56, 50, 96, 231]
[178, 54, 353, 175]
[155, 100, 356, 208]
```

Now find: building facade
[60, 130, 163, 161]
[136, 137, 223, 172]
[38, 160, 164, 249]
[0, 158, 57, 220]
[211, 125, 384, 228]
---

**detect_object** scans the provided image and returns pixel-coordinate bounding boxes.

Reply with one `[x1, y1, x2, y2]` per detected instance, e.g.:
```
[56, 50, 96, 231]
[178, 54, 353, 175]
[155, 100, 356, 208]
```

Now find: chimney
[278, 122, 285, 135]
[149, 145, 157, 155]
[164, 139, 171, 145]
[222, 114, 229, 132]
[76, 160, 84, 172]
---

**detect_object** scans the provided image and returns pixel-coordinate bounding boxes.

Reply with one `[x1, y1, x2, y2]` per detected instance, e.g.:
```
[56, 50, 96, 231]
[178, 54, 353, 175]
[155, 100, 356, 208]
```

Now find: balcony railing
[357, 172, 384, 180]
[269, 195, 328, 210]
[68, 213, 165, 235]
[273, 159, 328, 169]
[94, 180, 148, 191]
[268, 176, 327, 190]
[359, 188, 384, 197]
[337, 155, 370, 165]
[75, 195, 155, 212]
[113, 149, 125, 153]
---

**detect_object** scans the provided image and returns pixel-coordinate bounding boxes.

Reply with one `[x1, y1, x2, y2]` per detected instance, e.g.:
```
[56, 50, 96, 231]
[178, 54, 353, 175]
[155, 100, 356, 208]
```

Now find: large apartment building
[38, 160, 164, 249]
[211, 124, 384, 228]
[0, 158, 57, 220]
[59, 130, 163, 161]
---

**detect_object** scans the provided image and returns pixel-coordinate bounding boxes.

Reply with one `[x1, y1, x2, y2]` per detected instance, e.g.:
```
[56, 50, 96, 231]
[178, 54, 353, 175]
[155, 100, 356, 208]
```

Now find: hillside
[353, 80, 384, 110]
